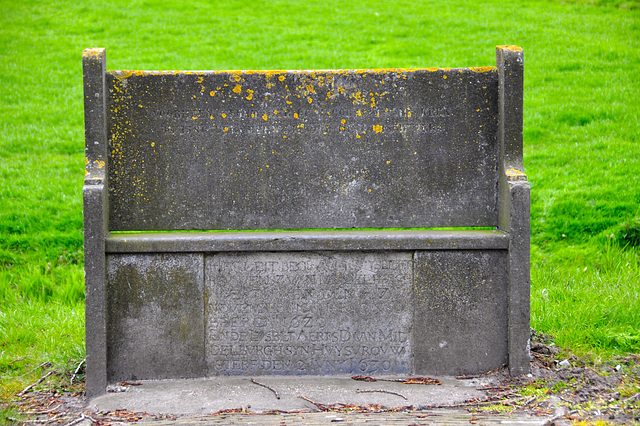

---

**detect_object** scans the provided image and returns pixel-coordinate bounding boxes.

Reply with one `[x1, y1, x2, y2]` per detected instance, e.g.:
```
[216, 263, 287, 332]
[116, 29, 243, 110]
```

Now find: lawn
[0, 0, 639, 409]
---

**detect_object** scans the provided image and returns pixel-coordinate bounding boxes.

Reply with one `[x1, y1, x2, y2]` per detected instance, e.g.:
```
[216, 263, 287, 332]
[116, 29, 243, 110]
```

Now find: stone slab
[106, 68, 500, 231]
[88, 376, 486, 415]
[205, 252, 413, 375]
[105, 229, 510, 253]
[106, 253, 205, 381]
[413, 250, 509, 376]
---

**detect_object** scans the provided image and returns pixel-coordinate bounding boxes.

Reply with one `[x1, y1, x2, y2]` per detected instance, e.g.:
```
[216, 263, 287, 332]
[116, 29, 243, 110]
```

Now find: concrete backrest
[83, 46, 530, 399]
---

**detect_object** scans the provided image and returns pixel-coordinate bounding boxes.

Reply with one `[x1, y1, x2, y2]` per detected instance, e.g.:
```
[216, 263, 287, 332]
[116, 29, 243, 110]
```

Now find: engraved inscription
[155, 104, 452, 136]
[205, 252, 413, 375]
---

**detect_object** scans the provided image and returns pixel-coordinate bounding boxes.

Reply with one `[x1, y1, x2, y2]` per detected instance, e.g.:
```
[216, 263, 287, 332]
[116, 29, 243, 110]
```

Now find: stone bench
[82, 46, 530, 398]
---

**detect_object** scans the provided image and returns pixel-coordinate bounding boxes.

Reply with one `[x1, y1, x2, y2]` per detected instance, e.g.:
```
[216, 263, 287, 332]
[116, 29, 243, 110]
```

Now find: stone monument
[83, 46, 530, 398]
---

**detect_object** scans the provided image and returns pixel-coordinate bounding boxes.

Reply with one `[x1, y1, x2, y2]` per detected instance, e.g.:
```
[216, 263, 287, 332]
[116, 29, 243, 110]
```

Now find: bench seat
[105, 229, 509, 253]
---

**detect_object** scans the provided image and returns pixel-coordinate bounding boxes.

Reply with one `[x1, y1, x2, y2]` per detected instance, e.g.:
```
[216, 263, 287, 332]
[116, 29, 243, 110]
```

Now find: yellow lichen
[233, 84, 242, 94]
[470, 66, 496, 73]
[373, 125, 382, 133]
[507, 168, 526, 176]
[82, 48, 104, 58]
[262, 114, 268, 121]
[498, 45, 523, 52]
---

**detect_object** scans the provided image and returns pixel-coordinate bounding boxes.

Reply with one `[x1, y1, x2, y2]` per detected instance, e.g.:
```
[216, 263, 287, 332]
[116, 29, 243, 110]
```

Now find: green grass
[0, 0, 639, 404]
[532, 242, 640, 354]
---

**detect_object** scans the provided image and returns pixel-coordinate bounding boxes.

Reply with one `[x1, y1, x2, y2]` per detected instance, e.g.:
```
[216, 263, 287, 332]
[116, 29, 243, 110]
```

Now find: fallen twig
[298, 395, 326, 410]
[521, 396, 537, 407]
[8, 415, 62, 424]
[457, 374, 483, 380]
[20, 362, 51, 378]
[26, 404, 62, 415]
[351, 375, 441, 385]
[356, 389, 407, 400]
[262, 409, 307, 415]
[70, 358, 85, 385]
[623, 392, 640, 404]
[297, 396, 388, 413]
[9, 356, 27, 365]
[250, 378, 280, 399]
[64, 413, 89, 426]
[211, 408, 247, 415]
[397, 377, 441, 385]
[351, 375, 376, 382]
[387, 405, 413, 412]
[18, 371, 54, 396]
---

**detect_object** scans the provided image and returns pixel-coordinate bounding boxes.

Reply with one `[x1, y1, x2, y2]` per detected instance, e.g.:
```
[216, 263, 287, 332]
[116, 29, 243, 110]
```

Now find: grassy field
[1, 0, 639, 410]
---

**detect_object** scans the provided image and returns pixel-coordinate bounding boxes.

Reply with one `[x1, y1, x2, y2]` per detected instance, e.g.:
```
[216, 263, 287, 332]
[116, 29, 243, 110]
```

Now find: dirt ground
[6, 332, 640, 425]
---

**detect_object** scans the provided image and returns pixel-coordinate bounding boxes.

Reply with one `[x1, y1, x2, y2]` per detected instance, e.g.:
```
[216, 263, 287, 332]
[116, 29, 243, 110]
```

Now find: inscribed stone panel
[205, 252, 412, 376]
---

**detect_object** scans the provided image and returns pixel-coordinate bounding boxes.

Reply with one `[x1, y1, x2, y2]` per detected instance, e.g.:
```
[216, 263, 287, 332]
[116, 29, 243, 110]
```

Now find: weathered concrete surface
[413, 250, 509, 376]
[88, 376, 484, 415]
[106, 254, 205, 382]
[205, 252, 412, 376]
[106, 68, 500, 231]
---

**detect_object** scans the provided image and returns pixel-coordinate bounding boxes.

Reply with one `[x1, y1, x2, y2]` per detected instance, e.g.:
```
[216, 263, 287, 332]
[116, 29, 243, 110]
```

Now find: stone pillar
[497, 45, 531, 376]
[82, 48, 109, 398]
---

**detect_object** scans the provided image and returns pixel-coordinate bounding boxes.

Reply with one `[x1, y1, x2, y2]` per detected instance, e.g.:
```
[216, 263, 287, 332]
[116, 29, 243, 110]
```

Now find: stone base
[105, 247, 508, 383]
